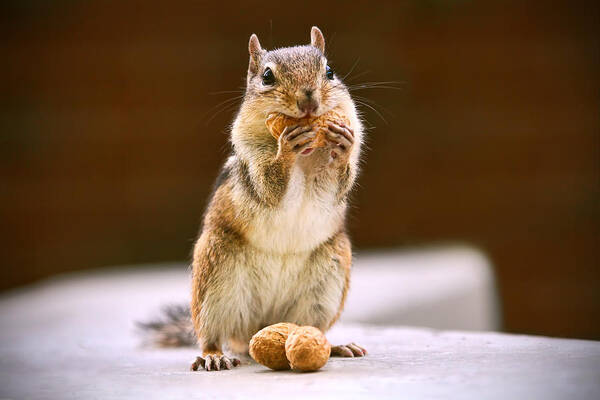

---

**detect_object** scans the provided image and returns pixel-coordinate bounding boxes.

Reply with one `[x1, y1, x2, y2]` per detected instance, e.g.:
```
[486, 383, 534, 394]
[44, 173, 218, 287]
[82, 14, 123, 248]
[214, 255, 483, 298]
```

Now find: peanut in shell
[284, 326, 331, 372]
[265, 108, 350, 148]
[249, 322, 298, 370]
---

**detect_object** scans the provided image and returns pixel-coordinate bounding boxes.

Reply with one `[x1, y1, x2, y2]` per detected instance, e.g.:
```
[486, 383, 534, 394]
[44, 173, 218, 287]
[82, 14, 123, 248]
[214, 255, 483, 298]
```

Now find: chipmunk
[140, 27, 366, 371]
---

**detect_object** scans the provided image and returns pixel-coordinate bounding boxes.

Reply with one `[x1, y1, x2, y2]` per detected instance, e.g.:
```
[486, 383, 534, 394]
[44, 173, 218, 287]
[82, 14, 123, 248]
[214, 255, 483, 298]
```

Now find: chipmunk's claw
[326, 122, 354, 159]
[331, 342, 367, 357]
[190, 355, 241, 371]
[279, 125, 316, 155]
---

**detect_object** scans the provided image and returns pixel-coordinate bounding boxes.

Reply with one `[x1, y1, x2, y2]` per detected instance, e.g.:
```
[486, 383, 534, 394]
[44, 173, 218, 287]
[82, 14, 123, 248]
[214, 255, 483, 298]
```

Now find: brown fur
[324, 231, 353, 330]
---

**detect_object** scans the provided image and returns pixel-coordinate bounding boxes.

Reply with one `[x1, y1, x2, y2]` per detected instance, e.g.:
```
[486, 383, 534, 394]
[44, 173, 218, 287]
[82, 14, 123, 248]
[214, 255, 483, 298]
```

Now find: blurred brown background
[1, 0, 598, 339]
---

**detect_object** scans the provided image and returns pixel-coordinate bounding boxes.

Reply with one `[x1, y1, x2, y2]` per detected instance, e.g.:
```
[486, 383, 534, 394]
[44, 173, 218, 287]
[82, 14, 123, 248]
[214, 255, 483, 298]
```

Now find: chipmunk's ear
[248, 34, 264, 74]
[310, 26, 325, 53]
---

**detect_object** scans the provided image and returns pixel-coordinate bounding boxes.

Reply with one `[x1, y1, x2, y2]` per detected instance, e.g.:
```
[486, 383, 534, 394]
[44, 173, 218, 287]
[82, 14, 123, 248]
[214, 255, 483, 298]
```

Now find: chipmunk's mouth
[268, 105, 329, 121]
[298, 109, 326, 119]
[279, 110, 314, 119]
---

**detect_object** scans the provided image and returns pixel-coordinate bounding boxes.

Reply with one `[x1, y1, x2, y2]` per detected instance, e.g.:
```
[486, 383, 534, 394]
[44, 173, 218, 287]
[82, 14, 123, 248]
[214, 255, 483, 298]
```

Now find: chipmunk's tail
[136, 304, 197, 347]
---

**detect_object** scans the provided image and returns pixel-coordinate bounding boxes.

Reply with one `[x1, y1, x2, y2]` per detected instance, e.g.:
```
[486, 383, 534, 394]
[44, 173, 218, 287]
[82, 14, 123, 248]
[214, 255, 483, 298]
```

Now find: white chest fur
[246, 164, 344, 254]
[250, 249, 345, 330]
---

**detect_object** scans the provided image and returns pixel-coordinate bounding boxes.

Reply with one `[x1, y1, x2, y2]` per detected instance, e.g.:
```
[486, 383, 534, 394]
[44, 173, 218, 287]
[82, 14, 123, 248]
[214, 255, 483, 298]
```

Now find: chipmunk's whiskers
[203, 94, 245, 125]
[353, 97, 389, 124]
[348, 81, 405, 91]
[341, 58, 361, 81]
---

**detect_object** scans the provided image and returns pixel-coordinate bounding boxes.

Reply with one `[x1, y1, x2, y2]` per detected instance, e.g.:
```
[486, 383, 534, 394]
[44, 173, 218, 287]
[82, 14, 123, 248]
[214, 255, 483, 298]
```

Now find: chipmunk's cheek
[301, 147, 314, 155]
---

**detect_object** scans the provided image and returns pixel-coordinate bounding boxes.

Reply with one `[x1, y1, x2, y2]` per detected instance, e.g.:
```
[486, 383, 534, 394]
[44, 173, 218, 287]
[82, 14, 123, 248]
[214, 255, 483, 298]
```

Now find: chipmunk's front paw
[277, 124, 316, 158]
[326, 122, 354, 161]
[331, 342, 367, 357]
[190, 354, 241, 371]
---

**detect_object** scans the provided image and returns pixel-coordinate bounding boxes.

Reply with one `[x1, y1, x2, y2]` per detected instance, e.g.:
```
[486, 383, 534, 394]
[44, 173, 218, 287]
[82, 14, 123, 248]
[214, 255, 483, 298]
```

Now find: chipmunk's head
[244, 27, 352, 119]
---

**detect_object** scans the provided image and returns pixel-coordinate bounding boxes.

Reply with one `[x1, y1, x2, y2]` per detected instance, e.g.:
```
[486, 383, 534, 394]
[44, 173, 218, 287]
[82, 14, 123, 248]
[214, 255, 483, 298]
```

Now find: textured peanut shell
[285, 326, 331, 372]
[265, 108, 350, 148]
[249, 322, 298, 370]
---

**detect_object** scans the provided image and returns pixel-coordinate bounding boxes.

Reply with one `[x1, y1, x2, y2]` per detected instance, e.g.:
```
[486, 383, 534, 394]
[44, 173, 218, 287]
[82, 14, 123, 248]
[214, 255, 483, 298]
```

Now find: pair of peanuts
[249, 323, 331, 372]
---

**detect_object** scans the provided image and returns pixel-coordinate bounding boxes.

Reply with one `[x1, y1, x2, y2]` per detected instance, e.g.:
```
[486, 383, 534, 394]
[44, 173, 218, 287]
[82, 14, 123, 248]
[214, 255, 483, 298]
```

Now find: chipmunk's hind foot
[331, 342, 367, 357]
[190, 354, 241, 371]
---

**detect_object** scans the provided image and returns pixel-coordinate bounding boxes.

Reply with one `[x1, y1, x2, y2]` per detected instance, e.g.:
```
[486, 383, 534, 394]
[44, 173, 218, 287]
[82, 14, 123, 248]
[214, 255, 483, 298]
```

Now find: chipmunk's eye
[326, 65, 334, 80]
[262, 67, 276, 85]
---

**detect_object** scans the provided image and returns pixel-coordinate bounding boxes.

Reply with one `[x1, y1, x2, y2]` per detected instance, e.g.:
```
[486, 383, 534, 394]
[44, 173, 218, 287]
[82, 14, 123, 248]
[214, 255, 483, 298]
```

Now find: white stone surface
[1, 249, 598, 399]
[342, 246, 500, 330]
[0, 246, 500, 334]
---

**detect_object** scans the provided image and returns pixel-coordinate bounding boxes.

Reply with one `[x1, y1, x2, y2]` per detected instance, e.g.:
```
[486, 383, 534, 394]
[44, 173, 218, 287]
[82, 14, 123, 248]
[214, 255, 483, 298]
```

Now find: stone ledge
[1, 321, 598, 400]
[0, 248, 597, 399]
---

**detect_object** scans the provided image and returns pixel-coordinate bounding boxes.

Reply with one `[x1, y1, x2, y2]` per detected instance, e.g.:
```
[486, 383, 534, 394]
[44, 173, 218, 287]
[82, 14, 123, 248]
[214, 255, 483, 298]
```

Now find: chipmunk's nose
[297, 89, 319, 116]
